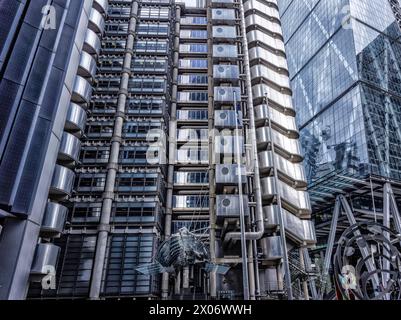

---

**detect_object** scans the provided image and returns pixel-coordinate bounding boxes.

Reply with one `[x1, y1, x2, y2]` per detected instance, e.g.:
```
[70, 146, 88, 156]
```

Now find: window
[179, 43, 207, 54]
[135, 40, 168, 54]
[178, 74, 208, 85]
[132, 59, 167, 73]
[140, 7, 169, 20]
[179, 59, 208, 69]
[137, 23, 169, 36]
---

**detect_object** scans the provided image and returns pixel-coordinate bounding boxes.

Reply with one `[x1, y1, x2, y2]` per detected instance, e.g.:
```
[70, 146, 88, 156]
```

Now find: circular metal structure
[334, 222, 401, 300]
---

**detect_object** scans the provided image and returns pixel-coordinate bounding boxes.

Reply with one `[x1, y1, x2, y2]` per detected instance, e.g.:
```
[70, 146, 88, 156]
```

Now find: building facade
[278, 0, 401, 299]
[0, 0, 107, 300]
[0, 0, 315, 300]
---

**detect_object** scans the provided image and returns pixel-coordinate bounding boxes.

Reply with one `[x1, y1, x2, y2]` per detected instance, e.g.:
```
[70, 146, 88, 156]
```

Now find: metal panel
[88, 8, 105, 34]
[215, 135, 244, 154]
[213, 64, 239, 80]
[256, 126, 302, 162]
[83, 29, 101, 56]
[213, 44, 238, 59]
[258, 150, 307, 187]
[214, 110, 242, 128]
[78, 51, 97, 79]
[215, 164, 246, 185]
[260, 236, 283, 261]
[58, 132, 82, 162]
[93, 0, 108, 14]
[49, 165, 75, 197]
[212, 8, 236, 21]
[260, 177, 312, 217]
[65, 103, 87, 133]
[214, 86, 241, 102]
[41, 202, 68, 235]
[213, 26, 237, 39]
[71, 75, 92, 104]
[216, 195, 249, 220]
[30, 244, 61, 275]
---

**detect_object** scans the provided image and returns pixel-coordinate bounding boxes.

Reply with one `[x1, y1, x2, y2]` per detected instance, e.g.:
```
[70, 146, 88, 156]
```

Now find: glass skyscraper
[278, 0, 401, 300]
[279, 0, 401, 189]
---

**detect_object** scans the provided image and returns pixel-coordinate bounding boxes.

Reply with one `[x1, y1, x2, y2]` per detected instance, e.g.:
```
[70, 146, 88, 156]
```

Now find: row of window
[102, 40, 168, 54]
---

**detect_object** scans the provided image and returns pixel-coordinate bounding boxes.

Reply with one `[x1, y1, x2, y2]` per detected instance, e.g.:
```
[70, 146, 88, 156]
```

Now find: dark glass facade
[0, 0, 94, 300]
[279, 0, 401, 189]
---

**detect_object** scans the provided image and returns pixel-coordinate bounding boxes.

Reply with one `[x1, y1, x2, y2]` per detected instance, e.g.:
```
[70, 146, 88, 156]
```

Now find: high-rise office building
[278, 0, 401, 299]
[0, 0, 315, 300]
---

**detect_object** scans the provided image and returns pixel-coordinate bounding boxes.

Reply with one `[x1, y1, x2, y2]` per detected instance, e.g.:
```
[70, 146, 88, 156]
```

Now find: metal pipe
[234, 91, 250, 300]
[161, 4, 181, 300]
[225, 0, 264, 242]
[183, 266, 190, 289]
[252, 211, 261, 297]
[206, 0, 217, 299]
[303, 248, 318, 300]
[320, 197, 340, 299]
[299, 247, 310, 300]
[89, 1, 139, 300]
[248, 240, 256, 300]
[382, 183, 391, 299]
[175, 271, 181, 296]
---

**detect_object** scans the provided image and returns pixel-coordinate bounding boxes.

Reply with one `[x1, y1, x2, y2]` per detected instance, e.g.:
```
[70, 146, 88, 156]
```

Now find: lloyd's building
[0, 0, 315, 300]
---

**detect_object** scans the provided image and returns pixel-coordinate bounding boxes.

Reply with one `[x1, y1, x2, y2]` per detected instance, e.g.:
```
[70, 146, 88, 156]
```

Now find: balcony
[244, 0, 280, 20]
[247, 30, 285, 54]
[248, 46, 289, 71]
[250, 64, 291, 92]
